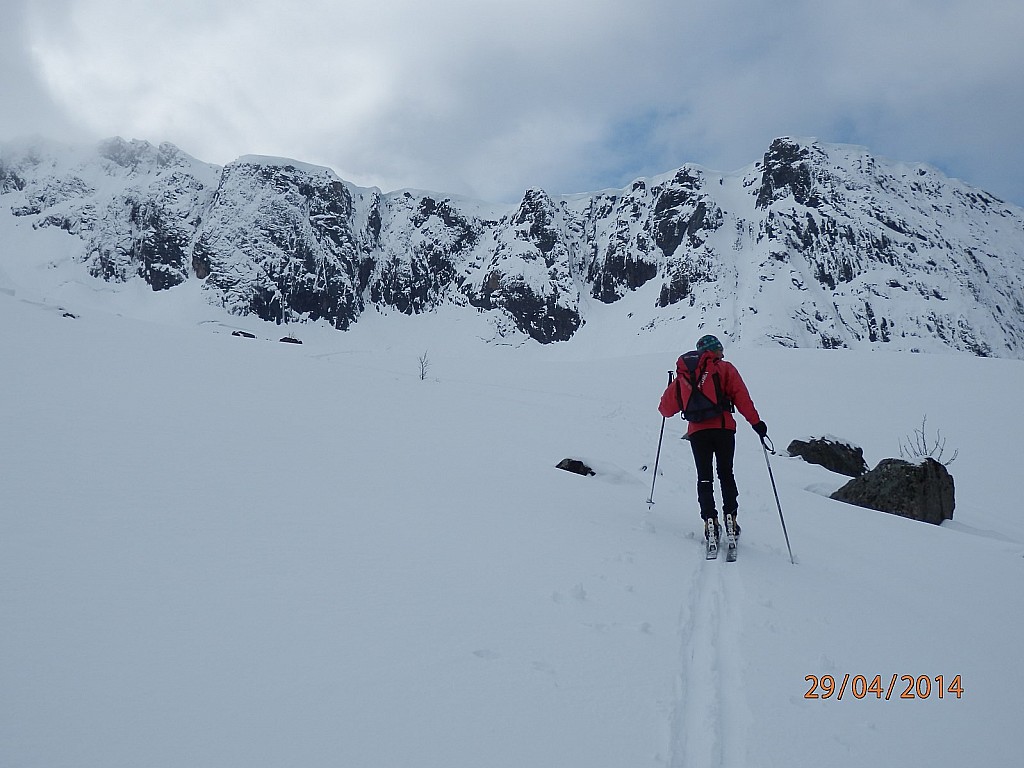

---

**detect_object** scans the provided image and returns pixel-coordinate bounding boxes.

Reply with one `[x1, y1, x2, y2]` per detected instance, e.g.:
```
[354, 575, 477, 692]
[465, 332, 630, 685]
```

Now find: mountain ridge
[2, 135, 1023, 357]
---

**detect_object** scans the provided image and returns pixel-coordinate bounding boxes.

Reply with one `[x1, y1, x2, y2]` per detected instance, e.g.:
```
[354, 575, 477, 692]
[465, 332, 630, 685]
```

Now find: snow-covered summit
[232, 154, 342, 176]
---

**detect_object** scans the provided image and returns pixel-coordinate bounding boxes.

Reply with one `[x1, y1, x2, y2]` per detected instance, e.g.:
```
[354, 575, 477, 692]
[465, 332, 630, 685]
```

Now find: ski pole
[761, 435, 796, 564]
[646, 371, 673, 506]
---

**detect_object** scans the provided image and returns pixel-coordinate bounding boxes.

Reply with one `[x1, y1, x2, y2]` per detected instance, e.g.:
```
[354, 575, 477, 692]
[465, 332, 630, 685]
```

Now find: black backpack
[674, 350, 733, 423]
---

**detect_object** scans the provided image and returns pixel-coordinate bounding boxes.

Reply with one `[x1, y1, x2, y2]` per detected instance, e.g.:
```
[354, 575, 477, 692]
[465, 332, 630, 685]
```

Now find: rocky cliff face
[748, 140, 1024, 355]
[1, 138, 220, 292]
[191, 157, 368, 329]
[3, 136, 1023, 355]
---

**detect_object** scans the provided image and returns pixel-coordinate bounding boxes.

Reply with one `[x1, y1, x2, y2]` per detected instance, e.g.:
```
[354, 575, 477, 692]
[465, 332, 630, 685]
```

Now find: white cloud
[11, 0, 1024, 204]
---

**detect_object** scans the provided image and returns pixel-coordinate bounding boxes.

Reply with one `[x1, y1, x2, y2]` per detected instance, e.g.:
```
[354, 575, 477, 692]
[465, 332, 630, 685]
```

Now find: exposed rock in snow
[786, 436, 869, 477]
[831, 457, 955, 525]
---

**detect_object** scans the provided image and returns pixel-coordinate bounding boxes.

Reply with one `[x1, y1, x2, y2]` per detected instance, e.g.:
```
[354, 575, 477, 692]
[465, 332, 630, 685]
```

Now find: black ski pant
[688, 428, 738, 521]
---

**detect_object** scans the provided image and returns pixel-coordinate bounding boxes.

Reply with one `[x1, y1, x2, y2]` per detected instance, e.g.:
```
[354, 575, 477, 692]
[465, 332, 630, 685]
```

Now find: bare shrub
[898, 416, 958, 466]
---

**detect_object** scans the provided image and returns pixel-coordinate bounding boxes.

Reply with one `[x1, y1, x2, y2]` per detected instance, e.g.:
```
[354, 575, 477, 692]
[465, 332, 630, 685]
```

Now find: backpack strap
[707, 364, 735, 427]
[712, 370, 726, 427]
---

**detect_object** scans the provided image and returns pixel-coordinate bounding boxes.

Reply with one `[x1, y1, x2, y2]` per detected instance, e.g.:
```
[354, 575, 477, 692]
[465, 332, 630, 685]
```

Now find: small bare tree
[418, 351, 430, 381]
[899, 416, 958, 466]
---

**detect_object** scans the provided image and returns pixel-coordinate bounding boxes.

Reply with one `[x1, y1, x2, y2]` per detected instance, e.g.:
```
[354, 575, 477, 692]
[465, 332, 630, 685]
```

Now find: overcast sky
[2, 0, 1023, 205]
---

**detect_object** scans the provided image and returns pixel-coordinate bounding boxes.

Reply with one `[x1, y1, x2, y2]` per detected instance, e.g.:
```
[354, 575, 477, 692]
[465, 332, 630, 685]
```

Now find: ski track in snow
[669, 541, 749, 768]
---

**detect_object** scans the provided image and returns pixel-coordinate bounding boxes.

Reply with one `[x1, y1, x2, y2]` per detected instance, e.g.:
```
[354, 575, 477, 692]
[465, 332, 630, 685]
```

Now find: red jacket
[658, 352, 761, 436]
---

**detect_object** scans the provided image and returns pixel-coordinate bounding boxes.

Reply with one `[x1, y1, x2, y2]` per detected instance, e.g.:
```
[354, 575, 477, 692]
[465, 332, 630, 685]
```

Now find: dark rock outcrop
[556, 458, 596, 477]
[787, 436, 868, 477]
[756, 138, 819, 209]
[830, 458, 955, 525]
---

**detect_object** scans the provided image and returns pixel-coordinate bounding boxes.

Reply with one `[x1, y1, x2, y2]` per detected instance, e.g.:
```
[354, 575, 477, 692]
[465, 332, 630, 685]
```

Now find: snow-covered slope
[1, 287, 1022, 767]
[3, 136, 1024, 356]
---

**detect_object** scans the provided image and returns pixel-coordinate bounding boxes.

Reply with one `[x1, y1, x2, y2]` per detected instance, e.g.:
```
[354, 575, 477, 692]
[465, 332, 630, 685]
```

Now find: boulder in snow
[787, 436, 868, 477]
[556, 458, 595, 477]
[830, 457, 954, 525]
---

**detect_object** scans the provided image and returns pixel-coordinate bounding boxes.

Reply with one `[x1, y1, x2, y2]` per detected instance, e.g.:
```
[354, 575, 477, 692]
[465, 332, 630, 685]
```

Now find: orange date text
[804, 674, 963, 701]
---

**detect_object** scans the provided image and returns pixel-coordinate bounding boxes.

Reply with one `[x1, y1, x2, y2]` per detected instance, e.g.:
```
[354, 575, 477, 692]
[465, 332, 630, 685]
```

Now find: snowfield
[2, 246, 1023, 767]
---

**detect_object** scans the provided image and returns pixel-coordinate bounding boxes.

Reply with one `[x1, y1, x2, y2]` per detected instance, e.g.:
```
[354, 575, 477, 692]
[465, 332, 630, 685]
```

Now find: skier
[658, 334, 768, 555]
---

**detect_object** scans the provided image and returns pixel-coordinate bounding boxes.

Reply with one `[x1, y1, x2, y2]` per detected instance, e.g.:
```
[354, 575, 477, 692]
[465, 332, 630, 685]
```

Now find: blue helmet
[696, 334, 724, 353]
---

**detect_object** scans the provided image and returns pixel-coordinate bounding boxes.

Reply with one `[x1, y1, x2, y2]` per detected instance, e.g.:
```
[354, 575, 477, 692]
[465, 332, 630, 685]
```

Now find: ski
[704, 518, 719, 559]
[705, 537, 719, 559]
[724, 514, 738, 562]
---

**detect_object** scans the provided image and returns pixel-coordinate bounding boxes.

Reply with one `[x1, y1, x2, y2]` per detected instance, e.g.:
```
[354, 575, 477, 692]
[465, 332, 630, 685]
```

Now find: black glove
[753, 421, 768, 438]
